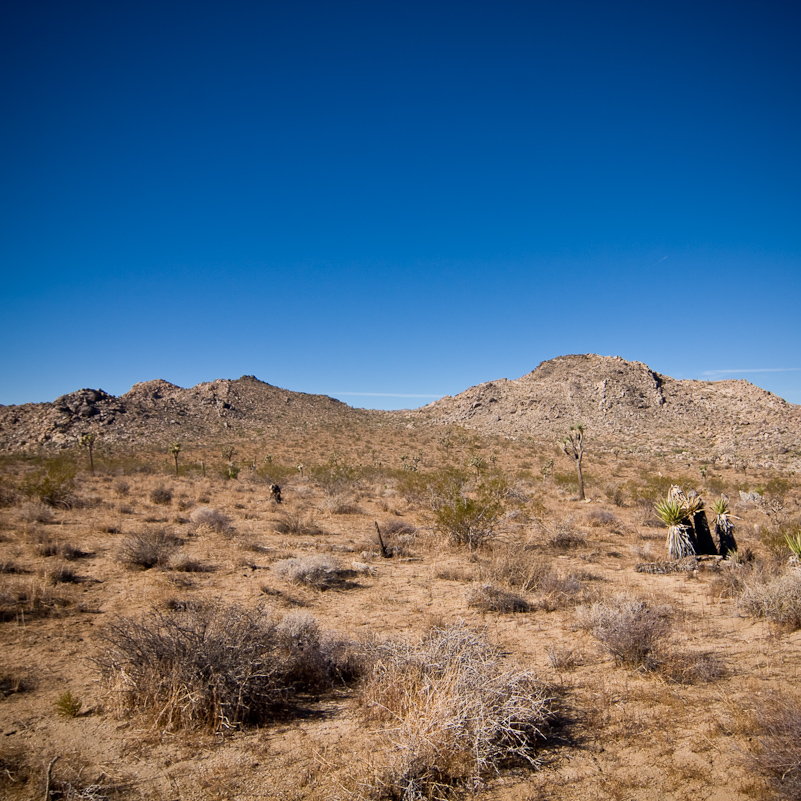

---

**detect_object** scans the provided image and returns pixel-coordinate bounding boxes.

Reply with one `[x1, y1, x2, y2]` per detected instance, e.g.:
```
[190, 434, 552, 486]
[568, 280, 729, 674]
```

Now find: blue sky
[2, 1, 800, 409]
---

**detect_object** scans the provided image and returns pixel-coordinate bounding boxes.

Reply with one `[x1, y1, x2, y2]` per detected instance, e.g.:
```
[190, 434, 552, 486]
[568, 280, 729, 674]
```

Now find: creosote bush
[95, 604, 356, 732]
[359, 624, 554, 799]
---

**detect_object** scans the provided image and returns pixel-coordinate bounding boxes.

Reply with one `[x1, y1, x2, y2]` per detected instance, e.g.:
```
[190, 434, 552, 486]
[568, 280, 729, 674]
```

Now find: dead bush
[272, 512, 325, 537]
[189, 506, 232, 534]
[273, 555, 354, 590]
[377, 519, 419, 557]
[657, 648, 726, 684]
[577, 597, 673, 668]
[20, 501, 54, 524]
[94, 604, 355, 732]
[586, 508, 623, 531]
[149, 486, 173, 505]
[118, 529, 181, 570]
[747, 694, 801, 800]
[546, 521, 587, 551]
[169, 556, 215, 573]
[0, 671, 34, 698]
[467, 583, 530, 613]
[359, 624, 554, 799]
[738, 568, 801, 631]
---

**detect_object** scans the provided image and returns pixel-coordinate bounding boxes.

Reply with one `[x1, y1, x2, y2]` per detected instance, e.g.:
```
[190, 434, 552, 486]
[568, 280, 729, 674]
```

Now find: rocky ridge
[1, 355, 800, 467]
[409, 354, 801, 468]
[0, 375, 377, 452]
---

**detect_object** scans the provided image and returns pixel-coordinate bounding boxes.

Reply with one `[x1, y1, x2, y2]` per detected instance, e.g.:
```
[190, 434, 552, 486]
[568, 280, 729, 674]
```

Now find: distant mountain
[1, 356, 799, 468]
[0, 375, 377, 452]
[409, 354, 801, 469]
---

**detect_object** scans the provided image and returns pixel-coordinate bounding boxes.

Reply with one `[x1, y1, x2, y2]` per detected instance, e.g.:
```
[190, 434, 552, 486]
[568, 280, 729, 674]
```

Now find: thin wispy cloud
[702, 368, 801, 377]
[332, 392, 444, 399]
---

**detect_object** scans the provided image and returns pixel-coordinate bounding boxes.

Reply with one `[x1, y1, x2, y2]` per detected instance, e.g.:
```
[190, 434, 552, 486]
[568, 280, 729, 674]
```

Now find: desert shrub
[747, 694, 801, 800]
[114, 479, 130, 497]
[169, 556, 215, 573]
[0, 671, 33, 698]
[377, 519, 419, 557]
[658, 648, 726, 684]
[273, 555, 353, 589]
[47, 564, 81, 584]
[485, 547, 550, 592]
[0, 481, 17, 508]
[94, 604, 350, 731]
[739, 569, 801, 631]
[546, 646, 581, 671]
[55, 690, 82, 717]
[433, 478, 504, 550]
[586, 508, 623, 531]
[272, 512, 325, 536]
[149, 486, 173, 505]
[546, 522, 587, 551]
[577, 597, 672, 668]
[118, 529, 181, 570]
[359, 624, 554, 799]
[20, 457, 76, 508]
[0, 579, 72, 621]
[189, 506, 232, 534]
[20, 500, 54, 524]
[0, 560, 26, 575]
[467, 583, 530, 613]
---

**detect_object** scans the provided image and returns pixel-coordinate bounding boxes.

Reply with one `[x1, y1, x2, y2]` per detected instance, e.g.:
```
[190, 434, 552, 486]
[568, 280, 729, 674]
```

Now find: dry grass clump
[746, 694, 801, 800]
[485, 546, 551, 591]
[95, 604, 354, 732]
[118, 529, 181, 570]
[467, 583, 530, 613]
[149, 486, 173, 505]
[273, 554, 355, 589]
[272, 512, 325, 537]
[657, 648, 726, 684]
[0, 578, 73, 621]
[168, 555, 215, 573]
[0, 671, 34, 698]
[738, 568, 801, 631]
[359, 624, 554, 799]
[189, 506, 232, 534]
[20, 500, 55, 524]
[545, 521, 587, 551]
[576, 596, 672, 668]
[586, 508, 623, 532]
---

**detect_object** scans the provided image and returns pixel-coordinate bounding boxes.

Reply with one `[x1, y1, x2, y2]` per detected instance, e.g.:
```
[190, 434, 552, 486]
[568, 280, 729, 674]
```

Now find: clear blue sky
[2, 1, 800, 409]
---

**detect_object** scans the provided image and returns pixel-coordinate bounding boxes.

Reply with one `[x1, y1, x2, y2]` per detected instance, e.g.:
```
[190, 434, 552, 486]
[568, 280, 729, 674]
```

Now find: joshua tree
[78, 433, 97, 474]
[560, 424, 586, 501]
[169, 442, 181, 476]
[711, 496, 738, 557]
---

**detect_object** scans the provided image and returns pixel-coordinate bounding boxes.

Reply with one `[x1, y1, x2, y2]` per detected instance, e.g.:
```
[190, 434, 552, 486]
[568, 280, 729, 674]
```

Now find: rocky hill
[0, 376, 379, 452]
[1, 355, 800, 468]
[409, 354, 801, 469]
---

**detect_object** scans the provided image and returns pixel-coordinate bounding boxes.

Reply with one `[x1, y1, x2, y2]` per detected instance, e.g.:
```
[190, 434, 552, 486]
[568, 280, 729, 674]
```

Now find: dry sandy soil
[1, 425, 800, 800]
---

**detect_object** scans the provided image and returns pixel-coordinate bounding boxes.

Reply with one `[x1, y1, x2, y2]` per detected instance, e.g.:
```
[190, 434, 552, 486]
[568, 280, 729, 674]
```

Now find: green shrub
[20, 458, 76, 508]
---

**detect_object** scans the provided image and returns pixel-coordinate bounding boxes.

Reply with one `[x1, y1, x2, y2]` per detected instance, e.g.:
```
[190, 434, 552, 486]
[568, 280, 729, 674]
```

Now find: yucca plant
[711, 496, 738, 557]
[655, 497, 695, 560]
[785, 529, 801, 563]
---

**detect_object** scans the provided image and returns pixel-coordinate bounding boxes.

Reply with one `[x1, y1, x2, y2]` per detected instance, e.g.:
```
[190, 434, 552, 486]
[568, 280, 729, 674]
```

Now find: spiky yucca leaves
[655, 497, 695, 560]
[785, 530, 801, 561]
[711, 496, 738, 557]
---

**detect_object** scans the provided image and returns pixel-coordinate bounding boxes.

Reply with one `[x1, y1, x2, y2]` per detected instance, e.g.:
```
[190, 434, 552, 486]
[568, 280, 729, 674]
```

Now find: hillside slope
[1, 355, 799, 467]
[409, 354, 801, 468]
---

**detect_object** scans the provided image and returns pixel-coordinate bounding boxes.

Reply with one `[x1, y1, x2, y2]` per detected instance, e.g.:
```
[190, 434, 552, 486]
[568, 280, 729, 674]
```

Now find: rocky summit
[409, 354, 801, 468]
[1, 355, 800, 468]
